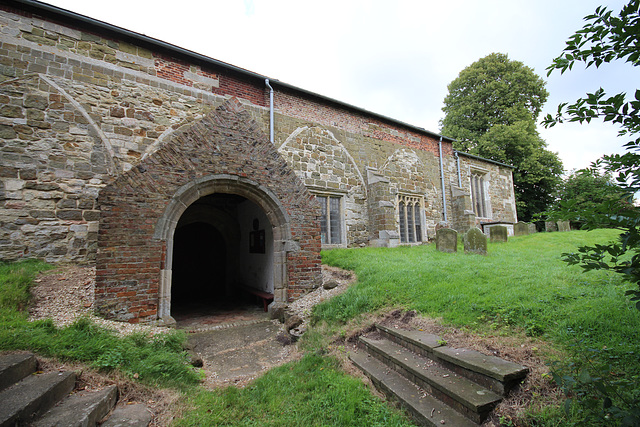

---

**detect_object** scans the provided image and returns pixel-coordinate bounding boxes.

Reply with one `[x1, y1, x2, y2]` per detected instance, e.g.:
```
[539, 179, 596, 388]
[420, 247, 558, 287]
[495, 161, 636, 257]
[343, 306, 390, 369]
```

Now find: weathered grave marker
[514, 221, 529, 236]
[464, 227, 487, 255]
[490, 225, 508, 243]
[545, 221, 557, 232]
[557, 221, 571, 232]
[436, 228, 458, 253]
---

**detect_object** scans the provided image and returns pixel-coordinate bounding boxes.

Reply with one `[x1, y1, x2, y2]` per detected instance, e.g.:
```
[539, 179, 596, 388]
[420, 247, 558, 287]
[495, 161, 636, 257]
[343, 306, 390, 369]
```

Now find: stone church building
[0, 0, 517, 324]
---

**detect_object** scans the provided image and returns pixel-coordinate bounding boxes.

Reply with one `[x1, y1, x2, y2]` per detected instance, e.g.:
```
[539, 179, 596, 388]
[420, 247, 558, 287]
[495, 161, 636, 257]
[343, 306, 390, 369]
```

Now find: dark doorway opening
[170, 193, 274, 327]
[171, 222, 226, 307]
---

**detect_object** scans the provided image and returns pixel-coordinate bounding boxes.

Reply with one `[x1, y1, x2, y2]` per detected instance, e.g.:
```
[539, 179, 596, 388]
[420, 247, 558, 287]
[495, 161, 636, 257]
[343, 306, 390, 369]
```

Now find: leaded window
[317, 195, 343, 245]
[398, 195, 423, 243]
[470, 172, 489, 218]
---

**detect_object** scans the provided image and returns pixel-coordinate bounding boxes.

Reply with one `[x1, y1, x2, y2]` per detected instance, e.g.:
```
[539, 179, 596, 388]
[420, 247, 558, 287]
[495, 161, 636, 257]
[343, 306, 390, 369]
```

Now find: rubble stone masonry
[0, 3, 516, 323]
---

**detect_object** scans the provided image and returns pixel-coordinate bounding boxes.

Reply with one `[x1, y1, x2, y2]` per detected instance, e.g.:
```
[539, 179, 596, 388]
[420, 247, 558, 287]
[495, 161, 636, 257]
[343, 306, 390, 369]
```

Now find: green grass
[5, 231, 639, 425]
[0, 260, 202, 389]
[0, 259, 53, 314]
[317, 230, 639, 363]
[0, 260, 417, 425]
[316, 229, 640, 425]
[174, 353, 412, 427]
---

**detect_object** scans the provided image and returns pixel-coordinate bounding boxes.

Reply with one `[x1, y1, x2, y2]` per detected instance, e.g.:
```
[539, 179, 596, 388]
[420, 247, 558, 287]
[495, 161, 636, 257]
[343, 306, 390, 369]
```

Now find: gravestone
[464, 227, 487, 255]
[528, 223, 537, 234]
[557, 221, 571, 232]
[490, 225, 508, 243]
[514, 222, 529, 236]
[545, 221, 557, 232]
[436, 228, 458, 253]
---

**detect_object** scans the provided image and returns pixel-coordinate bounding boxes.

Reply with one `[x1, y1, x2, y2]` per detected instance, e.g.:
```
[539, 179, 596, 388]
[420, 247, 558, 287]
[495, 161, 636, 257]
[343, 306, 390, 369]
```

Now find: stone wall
[0, 3, 518, 322]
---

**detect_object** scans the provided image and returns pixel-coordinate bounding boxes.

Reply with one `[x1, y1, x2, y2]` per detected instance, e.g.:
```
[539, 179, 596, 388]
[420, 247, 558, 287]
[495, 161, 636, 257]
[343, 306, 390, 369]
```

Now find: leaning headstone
[545, 221, 557, 232]
[514, 221, 529, 236]
[528, 223, 538, 234]
[464, 227, 487, 255]
[436, 228, 458, 253]
[490, 225, 508, 243]
[557, 221, 571, 232]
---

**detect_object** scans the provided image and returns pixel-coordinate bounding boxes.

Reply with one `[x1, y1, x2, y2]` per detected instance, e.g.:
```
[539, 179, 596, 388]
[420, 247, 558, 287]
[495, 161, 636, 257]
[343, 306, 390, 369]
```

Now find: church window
[316, 194, 343, 245]
[470, 171, 490, 218]
[398, 194, 423, 243]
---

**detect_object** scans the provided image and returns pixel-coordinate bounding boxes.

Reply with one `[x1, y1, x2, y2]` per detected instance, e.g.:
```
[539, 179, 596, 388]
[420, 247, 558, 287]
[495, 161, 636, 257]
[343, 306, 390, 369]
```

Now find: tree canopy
[440, 53, 563, 221]
[551, 169, 630, 227]
[543, 3, 640, 421]
[441, 53, 549, 150]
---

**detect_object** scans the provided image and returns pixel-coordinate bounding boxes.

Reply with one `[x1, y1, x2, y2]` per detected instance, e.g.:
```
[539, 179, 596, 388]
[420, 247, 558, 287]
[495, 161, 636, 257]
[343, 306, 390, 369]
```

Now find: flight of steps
[0, 352, 152, 427]
[349, 324, 529, 426]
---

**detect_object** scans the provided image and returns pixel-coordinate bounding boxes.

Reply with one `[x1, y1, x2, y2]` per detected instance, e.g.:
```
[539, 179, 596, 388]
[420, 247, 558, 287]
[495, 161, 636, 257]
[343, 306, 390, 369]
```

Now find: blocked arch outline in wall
[153, 174, 293, 322]
[279, 126, 367, 197]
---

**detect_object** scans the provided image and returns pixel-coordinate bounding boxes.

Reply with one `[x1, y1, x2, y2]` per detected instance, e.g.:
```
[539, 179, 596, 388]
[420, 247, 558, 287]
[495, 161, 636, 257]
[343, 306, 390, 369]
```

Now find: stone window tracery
[398, 194, 423, 243]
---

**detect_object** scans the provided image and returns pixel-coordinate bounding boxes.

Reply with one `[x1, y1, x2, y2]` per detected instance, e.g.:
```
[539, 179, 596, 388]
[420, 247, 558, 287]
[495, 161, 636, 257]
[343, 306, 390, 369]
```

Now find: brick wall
[96, 99, 321, 322]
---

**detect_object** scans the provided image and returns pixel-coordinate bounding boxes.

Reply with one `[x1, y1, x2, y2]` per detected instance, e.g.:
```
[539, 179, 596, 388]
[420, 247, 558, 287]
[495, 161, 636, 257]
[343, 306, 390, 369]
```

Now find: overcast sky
[43, 0, 636, 173]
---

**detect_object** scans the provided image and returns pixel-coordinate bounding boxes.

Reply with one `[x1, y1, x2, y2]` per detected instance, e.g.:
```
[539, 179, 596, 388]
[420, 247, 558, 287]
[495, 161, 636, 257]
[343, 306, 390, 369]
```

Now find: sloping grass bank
[0, 260, 414, 425]
[0, 260, 201, 389]
[316, 229, 640, 424]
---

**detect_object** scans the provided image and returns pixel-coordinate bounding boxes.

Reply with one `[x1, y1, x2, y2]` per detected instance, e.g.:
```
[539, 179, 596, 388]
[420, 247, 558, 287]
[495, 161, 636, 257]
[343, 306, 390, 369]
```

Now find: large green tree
[440, 53, 563, 221]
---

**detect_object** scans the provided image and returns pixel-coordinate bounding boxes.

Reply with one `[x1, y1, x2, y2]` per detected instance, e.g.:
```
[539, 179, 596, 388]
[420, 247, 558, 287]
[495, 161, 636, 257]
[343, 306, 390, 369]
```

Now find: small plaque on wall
[249, 230, 265, 253]
[249, 218, 265, 253]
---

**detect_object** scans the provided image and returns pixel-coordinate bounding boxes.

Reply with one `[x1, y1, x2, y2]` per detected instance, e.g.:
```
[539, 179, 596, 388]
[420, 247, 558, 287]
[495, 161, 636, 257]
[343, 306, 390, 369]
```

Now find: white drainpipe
[265, 79, 274, 143]
[438, 137, 448, 222]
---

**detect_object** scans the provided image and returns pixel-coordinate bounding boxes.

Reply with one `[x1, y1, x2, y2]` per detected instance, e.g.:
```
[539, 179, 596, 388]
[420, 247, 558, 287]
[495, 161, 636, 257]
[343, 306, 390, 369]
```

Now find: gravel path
[29, 265, 356, 337]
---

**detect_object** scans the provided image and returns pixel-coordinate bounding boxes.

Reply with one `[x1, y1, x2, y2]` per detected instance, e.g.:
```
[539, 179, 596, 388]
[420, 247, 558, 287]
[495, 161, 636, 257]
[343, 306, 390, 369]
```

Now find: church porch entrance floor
[173, 301, 270, 332]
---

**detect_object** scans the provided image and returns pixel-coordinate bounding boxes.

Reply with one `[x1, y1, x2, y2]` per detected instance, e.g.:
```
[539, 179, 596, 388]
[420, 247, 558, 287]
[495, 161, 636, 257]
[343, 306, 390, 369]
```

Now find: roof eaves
[456, 150, 515, 169]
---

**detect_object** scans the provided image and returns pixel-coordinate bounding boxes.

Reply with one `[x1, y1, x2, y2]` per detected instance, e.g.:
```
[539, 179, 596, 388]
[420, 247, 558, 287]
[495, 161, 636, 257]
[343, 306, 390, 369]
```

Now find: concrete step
[0, 352, 37, 392]
[34, 384, 118, 427]
[377, 324, 529, 395]
[0, 370, 76, 427]
[360, 336, 501, 423]
[101, 403, 153, 427]
[350, 351, 478, 427]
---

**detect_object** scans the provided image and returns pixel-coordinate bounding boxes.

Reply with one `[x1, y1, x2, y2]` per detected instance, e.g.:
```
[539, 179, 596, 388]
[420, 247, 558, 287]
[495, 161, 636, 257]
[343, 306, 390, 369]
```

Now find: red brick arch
[95, 99, 321, 324]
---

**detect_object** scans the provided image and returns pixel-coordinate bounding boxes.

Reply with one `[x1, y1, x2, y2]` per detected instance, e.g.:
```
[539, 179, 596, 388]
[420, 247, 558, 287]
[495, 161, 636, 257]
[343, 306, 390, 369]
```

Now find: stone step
[0, 370, 76, 427]
[377, 324, 528, 395]
[0, 352, 37, 392]
[34, 384, 118, 427]
[101, 403, 153, 427]
[360, 336, 501, 423]
[350, 351, 478, 427]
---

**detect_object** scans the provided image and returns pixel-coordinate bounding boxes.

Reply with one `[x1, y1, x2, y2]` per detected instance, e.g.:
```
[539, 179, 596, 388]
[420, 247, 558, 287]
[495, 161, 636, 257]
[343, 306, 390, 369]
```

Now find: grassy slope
[4, 231, 638, 425]
[317, 229, 640, 376]
[0, 260, 201, 389]
[0, 260, 414, 426]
